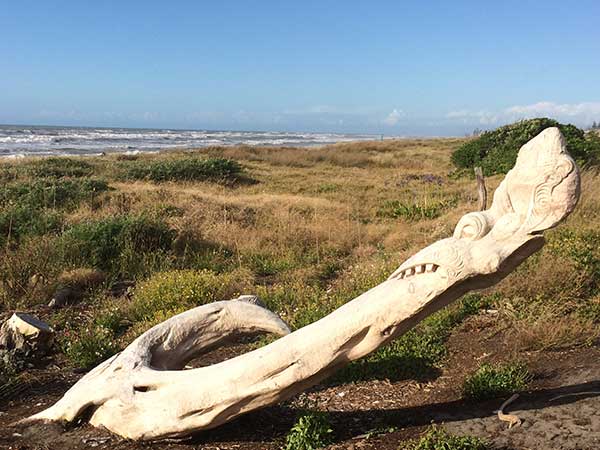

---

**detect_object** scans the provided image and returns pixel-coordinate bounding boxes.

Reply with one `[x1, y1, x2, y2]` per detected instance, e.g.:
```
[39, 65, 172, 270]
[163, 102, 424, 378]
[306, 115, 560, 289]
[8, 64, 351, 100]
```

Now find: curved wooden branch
[22, 127, 580, 440]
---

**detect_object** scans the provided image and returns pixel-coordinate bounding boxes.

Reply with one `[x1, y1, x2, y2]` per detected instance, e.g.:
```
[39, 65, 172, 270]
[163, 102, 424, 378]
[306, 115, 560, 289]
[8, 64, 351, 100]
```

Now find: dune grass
[1, 137, 599, 379]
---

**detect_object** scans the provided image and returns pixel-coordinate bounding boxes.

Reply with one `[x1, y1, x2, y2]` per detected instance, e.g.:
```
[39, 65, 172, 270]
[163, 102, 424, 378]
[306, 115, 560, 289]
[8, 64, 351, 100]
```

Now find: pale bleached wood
[22, 128, 580, 440]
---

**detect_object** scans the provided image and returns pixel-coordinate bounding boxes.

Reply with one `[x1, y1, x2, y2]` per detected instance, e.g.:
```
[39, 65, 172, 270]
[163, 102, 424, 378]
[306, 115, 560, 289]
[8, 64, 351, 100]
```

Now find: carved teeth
[394, 263, 439, 280]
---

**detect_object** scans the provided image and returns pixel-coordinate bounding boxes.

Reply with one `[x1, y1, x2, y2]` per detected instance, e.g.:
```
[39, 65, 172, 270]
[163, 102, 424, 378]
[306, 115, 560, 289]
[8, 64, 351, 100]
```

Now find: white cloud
[446, 101, 600, 128]
[383, 109, 405, 126]
[504, 101, 600, 121]
[445, 110, 499, 125]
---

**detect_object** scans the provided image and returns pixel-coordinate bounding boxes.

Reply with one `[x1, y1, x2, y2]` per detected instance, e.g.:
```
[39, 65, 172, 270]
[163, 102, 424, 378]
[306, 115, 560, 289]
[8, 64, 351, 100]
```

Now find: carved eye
[453, 212, 491, 241]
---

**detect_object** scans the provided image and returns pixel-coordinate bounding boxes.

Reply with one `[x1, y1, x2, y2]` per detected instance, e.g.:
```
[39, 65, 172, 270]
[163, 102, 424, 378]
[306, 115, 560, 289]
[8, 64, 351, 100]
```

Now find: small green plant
[94, 304, 131, 336]
[61, 325, 121, 369]
[546, 228, 600, 295]
[316, 183, 338, 193]
[405, 426, 490, 450]
[127, 269, 238, 323]
[462, 362, 532, 400]
[364, 425, 398, 439]
[378, 198, 457, 221]
[0, 350, 25, 385]
[245, 252, 292, 277]
[285, 410, 333, 450]
[122, 157, 244, 183]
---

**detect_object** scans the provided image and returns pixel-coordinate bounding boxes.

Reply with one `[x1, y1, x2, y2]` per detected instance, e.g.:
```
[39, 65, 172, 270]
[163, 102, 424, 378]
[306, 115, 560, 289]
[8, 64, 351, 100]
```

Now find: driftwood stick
[474, 166, 487, 211]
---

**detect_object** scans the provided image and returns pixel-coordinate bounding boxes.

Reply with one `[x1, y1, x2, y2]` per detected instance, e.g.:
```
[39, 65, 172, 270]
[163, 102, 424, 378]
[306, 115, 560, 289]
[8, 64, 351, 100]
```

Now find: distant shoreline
[0, 124, 396, 158]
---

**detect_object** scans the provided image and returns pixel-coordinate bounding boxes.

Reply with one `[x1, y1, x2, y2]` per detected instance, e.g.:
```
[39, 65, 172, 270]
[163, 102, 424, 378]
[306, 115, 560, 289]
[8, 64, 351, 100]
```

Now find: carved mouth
[393, 263, 439, 279]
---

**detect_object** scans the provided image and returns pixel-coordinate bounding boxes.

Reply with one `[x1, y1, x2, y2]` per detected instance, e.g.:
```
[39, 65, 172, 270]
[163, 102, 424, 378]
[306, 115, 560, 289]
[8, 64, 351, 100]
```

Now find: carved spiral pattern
[453, 212, 491, 241]
[533, 179, 552, 215]
[424, 240, 465, 282]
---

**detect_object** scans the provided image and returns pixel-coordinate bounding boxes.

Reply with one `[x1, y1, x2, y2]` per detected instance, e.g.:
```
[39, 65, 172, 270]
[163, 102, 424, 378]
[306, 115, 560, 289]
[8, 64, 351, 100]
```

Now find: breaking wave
[0, 125, 380, 157]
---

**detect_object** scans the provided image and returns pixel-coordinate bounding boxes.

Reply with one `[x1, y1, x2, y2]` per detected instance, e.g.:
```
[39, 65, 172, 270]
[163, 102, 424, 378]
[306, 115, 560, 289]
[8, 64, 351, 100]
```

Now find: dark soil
[2, 313, 600, 450]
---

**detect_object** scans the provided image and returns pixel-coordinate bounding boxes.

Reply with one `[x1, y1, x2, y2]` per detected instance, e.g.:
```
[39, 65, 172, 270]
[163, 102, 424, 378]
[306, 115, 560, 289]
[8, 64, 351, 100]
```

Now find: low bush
[59, 215, 175, 275]
[245, 252, 293, 278]
[122, 157, 243, 183]
[127, 269, 240, 323]
[0, 179, 108, 210]
[546, 228, 600, 296]
[0, 350, 25, 386]
[60, 325, 121, 369]
[26, 157, 94, 178]
[462, 362, 531, 400]
[0, 206, 63, 246]
[405, 426, 489, 450]
[93, 303, 131, 336]
[285, 410, 333, 450]
[451, 118, 600, 175]
[0, 178, 110, 245]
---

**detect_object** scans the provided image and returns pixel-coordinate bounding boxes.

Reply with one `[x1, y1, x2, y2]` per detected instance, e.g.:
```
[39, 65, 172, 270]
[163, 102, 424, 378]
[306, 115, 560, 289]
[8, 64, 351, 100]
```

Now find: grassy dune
[1, 138, 600, 447]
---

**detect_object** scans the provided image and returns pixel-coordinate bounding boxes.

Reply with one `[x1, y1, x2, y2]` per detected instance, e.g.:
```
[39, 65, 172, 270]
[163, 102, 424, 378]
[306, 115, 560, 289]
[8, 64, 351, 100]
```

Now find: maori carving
[21, 127, 580, 440]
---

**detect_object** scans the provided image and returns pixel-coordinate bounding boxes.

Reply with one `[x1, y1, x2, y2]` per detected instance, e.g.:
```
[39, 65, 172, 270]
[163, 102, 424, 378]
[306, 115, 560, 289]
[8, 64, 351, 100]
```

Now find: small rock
[108, 280, 135, 297]
[48, 286, 81, 308]
[0, 313, 54, 352]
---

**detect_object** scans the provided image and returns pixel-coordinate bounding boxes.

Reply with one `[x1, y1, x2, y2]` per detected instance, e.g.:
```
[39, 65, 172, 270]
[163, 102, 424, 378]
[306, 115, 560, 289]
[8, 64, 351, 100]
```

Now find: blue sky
[1, 1, 599, 135]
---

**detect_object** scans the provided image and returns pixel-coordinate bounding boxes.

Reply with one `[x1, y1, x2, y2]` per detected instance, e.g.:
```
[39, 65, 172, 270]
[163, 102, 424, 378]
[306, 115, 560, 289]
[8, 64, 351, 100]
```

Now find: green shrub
[245, 252, 293, 277]
[0, 350, 25, 385]
[128, 269, 238, 323]
[291, 302, 332, 330]
[122, 157, 243, 183]
[0, 179, 110, 245]
[26, 157, 94, 178]
[0, 206, 63, 246]
[285, 411, 333, 450]
[451, 118, 600, 175]
[93, 305, 130, 336]
[462, 362, 531, 400]
[405, 426, 489, 450]
[60, 215, 175, 274]
[546, 228, 600, 295]
[61, 325, 121, 369]
[378, 198, 457, 221]
[0, 179, 108, 209]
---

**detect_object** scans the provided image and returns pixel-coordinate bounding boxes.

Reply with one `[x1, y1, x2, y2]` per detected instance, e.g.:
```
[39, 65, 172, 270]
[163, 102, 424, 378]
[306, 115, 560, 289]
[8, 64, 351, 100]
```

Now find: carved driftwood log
[23, 127, 580, 440]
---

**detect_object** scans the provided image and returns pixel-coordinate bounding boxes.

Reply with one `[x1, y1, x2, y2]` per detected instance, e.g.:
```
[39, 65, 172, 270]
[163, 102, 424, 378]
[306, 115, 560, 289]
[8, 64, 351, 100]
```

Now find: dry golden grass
[2, 137, 599, 354]
[505, 306, 599, 351]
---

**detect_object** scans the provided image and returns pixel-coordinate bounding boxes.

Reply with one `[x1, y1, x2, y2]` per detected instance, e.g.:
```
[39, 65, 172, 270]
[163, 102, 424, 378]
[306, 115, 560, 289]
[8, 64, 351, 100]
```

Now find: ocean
[0, 125, 379, 158]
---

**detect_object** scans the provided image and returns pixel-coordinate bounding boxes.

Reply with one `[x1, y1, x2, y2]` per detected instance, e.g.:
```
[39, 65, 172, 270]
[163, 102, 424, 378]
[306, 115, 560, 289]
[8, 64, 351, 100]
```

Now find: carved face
[503, 128, 579, 234]
[390, 127, 580, 285]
